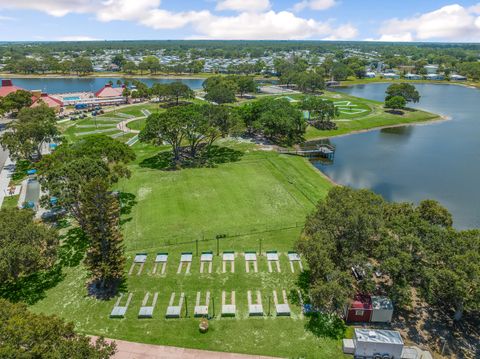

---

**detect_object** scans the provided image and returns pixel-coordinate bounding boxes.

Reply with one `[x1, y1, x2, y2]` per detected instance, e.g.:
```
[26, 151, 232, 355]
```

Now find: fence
[125, 221, 306, 253]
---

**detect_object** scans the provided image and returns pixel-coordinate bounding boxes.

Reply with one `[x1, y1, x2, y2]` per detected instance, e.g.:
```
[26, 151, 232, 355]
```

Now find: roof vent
[368, 331, 377, 337]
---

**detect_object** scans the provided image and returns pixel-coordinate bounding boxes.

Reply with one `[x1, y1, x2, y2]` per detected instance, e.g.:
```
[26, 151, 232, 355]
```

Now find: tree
[241, 97, 306, 146]
[417, 199, 453, 228]
[386, 83, 420, 103]
[81, 179, 125, 293]
[203, 76, 238, 104]
[0, 89, 33, 113]
[0, 299, 116, 358]
[37, 136, 135, 228]
[0, 208, 58, 284]
[296, 71, 325, 93]
[140, 108, 187, 162]
[422, 230, 480, 321]
[166, 82, 194, 105]
[331, 63, 352, 81]
[385, 96, 407, 112]
[72, 57, 93, 75]
[0, 105, 59, 161]
[235, 76, 257, 97]
[123, 61, 137, 74]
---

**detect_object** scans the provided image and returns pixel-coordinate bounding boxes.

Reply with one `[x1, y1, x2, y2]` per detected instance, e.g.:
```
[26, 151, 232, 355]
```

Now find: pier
[278, 144, 336, 160]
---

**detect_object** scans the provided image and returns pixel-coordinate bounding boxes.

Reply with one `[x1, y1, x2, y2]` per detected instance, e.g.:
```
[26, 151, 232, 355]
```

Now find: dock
[278, 144, 335, 160]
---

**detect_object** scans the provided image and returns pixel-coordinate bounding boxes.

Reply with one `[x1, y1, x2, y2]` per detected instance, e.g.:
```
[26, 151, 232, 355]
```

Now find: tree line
[297, 187, 479, 322]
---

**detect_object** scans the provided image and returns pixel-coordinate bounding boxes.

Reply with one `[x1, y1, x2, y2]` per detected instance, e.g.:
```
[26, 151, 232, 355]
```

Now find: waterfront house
[450, 74, 467, 81]
[365, 72, 376, 78]
[31, 92, 63, 112]
[405, 73, 423, 80]
[382, 72, 400, 80]
[95, 84, 125, 98]
[425, 74, 445, 81]
[0, 79, 24, 97]
[424, 65, 439, 74]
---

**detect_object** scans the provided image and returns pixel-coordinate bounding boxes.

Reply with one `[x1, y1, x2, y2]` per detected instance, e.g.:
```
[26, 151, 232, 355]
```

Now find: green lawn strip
[126, 118, 146, 132]
[31, 227, 344, 358]
[2, 195, 19, 209]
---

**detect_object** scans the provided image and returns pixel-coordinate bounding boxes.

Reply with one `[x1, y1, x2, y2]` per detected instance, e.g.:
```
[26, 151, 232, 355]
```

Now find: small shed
[353, 329, 404, 358]
[371, 296, 394, 323]
[345, 294, 372, 323]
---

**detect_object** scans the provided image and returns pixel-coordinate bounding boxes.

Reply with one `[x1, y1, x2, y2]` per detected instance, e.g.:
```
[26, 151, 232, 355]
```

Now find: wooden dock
[278, 144, 335, 160]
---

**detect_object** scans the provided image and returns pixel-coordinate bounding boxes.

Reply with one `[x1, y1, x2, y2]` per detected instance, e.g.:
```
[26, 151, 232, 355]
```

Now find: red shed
[345, 294, 372, 323]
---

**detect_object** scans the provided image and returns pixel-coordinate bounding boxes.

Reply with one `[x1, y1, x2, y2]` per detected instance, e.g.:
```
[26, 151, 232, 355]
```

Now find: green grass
[126, 118, 146, 131]
[305, 91, 440, 140]
[1, 195, 19, 209]
[30, 140, 345, 358]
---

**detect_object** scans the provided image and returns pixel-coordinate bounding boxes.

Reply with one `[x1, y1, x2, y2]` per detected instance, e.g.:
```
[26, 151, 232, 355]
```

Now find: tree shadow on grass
[305, 312, 347, 340]
[139, 145, 244, 171]
[87, 277, 128, 301]
[0, 266, 65, 305]
[0, 227, 90, 305]
[58, 227, 89, 268]
[118, 192, 137, 225]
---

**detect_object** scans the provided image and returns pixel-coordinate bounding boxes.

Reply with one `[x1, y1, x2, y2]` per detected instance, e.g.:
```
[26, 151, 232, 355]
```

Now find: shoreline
[304, 114, 449, 188]
[306, 113, 449, 142]
[339, 79, 480, 90]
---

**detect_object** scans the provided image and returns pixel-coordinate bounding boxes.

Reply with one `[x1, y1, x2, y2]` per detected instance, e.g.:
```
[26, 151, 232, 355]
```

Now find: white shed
[371, 296, 394, 323]
[353, 329, 404, 359]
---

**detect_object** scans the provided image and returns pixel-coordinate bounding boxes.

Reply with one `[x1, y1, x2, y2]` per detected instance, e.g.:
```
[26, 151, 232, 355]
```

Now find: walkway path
[93, 338, 280, 359]
[116, 116, 145, 134]
[0, 156, 15, 208]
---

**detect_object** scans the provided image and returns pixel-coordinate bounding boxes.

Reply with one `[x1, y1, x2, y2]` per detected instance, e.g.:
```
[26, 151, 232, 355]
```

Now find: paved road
[92, 337, 281, 359]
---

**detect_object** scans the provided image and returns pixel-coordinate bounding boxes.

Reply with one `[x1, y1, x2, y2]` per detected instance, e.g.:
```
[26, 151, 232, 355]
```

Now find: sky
[0, 0, 479, 42]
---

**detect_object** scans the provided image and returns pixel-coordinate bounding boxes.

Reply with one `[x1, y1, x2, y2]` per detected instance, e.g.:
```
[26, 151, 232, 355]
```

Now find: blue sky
[0, 1, 479, 42]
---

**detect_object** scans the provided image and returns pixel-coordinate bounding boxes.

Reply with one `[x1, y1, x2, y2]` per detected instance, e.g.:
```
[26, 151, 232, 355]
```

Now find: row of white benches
[128, 251, 303, 275]
[110, 290, 293, 319]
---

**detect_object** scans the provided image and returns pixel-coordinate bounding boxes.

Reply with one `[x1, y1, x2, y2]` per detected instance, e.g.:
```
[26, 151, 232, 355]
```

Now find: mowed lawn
[31, 140, 344, 358]
[119, 141, 331, 251]
[305, 91, 440, 140]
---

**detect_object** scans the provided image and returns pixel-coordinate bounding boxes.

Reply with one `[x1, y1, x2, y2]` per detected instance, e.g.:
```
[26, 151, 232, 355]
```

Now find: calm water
[3, 77, 205, 93]
[311, 83, 480, 229]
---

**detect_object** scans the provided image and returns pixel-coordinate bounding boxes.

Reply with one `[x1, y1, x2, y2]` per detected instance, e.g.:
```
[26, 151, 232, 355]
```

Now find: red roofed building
[345, 294, 373, 323]
[31, 93, 63, 112]
[95, 84, 125, 98]
[0, 79, 25, 97]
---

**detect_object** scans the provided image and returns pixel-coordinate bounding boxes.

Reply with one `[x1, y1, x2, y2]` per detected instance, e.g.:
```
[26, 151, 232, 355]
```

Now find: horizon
[0, 1, 479, 42]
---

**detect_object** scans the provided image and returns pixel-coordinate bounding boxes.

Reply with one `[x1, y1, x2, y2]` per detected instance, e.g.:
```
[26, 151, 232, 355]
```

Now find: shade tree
[0, 104, 59, 161]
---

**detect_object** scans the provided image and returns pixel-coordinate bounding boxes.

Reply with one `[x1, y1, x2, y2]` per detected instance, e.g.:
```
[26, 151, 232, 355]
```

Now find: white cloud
[191, 10, 356, 40]
[0, 14, 15, 20]
[293, 0, 337, 12]
[57, 35, 101, 41]
[323, 23, 358, 40]
[216, 0, 270, 12]
[0, 0, 358, 40]
[378, 4, 480, 42]
[0, 0, 95, 17]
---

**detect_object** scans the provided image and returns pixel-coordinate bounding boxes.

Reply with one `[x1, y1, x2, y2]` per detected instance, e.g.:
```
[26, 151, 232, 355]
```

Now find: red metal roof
[350, 294, 373, 310]
[31, 93, 63, 108]
[0, 83, 25, 97]
[95, 84, 124, 98]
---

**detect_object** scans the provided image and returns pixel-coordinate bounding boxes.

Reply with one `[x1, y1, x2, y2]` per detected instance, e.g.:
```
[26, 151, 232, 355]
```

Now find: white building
[383, 73, 400, 80]
[405, 73, 422, 80]
[343, 329, 404, 359]
[371, 296, 394, 323]
[424, 65, 439, 75]
[365, 72, 376, 78]
[450, 74, 467, 81]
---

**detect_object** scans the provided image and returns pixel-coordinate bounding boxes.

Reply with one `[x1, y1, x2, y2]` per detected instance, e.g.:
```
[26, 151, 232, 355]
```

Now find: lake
[2, 77, 205, 93]
[311, 83, 480, 229]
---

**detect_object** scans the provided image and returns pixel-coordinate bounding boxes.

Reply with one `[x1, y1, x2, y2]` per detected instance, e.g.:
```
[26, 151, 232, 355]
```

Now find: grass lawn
[31, 140, 344, 358]
[2, 195, 19, 209]
[305, 91, 440, 140]
[126, 118, 146, 132]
